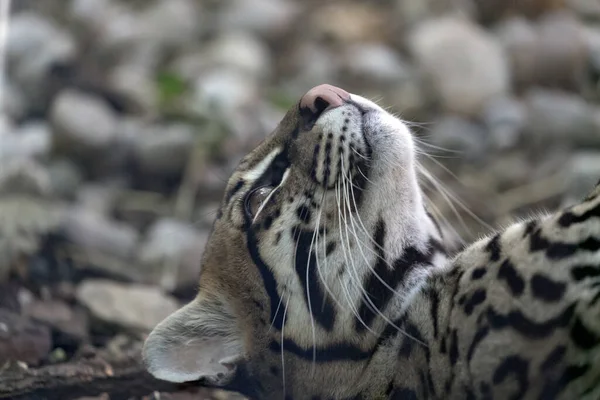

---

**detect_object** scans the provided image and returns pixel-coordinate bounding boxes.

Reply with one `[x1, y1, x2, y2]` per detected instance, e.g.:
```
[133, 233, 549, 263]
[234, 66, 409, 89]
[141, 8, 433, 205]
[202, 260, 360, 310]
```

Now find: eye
[246, 186, 274, 217]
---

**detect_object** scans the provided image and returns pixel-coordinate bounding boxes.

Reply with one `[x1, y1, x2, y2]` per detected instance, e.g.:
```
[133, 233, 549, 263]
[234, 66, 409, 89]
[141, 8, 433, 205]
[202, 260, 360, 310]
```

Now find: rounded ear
[142, 300, 243, 384]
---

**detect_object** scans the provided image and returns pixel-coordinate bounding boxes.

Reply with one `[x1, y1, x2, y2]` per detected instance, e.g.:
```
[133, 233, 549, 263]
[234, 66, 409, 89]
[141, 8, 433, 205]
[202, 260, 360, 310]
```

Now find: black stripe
[571, 264, 600, 281]
[225, 179, 245, 205]
[492, 355, 529, 400]
[485, 234, 502, 262]
[570, 317, 599, 349]
[269, 338, 371, 362]
[355, 218, 441, 332]
[486, 304, 575, 339]
[557, 202, 600, 228]
[529, 228, 600, 260]
[293, 227, 336, 331]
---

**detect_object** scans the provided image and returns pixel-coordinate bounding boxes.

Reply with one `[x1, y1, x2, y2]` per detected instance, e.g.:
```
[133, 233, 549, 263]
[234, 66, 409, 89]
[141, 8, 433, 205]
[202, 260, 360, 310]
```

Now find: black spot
[497, 259, 525, 296]
[274, 231, 282, 245]
[541, 345, 566, 372]
[471, 267, 486, 280]
[326, 242, 336, 256]
[429, 289, 440, 338]
[397, 322, 423, 359]
[530, 274, 566, 302]
[522, 220, 537, 238]
[571, 265, 600, 281]
[296, 205, 312, 224]
[557, 202, 600, 228]
[485, 234, 502, 261]
[486, 304, 574, 339]
[570, 318, 599, 349]
[449, 329, 459, 366]
[467, 326, 490, 363]
[463, 288, 487, 315]
[492, 355, 529, 400]
[562, 363, 590, 383]
[269, 366, 279, 376]
[263, 216, 274, 230]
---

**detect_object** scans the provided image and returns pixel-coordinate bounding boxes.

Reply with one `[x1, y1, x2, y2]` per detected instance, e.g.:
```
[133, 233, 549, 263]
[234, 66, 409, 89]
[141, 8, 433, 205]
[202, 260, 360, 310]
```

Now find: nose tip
[300, 84, 350, 119]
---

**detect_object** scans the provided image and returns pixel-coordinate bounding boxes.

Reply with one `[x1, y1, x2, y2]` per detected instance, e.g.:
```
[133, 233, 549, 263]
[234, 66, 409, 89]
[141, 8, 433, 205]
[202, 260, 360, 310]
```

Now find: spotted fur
[143, 87, 600, 400]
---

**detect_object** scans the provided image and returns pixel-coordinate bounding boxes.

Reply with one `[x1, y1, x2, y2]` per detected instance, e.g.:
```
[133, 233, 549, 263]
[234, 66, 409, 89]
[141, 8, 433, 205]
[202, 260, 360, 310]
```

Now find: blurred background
[1, 0, 599, 399]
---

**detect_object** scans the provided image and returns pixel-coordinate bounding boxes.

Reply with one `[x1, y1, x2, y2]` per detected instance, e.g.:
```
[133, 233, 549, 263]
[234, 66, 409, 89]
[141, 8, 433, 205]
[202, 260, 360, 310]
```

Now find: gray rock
[535, 12, 588, 89]
[50, 90, 118, 153]
[23, 299, 89, 342]
[0, 122, 52, 163]
[217, 0, 299, 37]
[342, 44, 412, 83]
[76, 280, 179, 332]
[47, 159, 84, 199]
[481, 96, 526, 150]
[568, 0, 600, 20]
[0, 309, 52, 366]
[409, 16, 510, 117]
[76, 183, 121, 215]
[7, 12, 76, 113]
[429, 115, 489, 162]
[107, 64, 158, 115]
[138, 218, 209, 290]
[393, 0, 475, 30]
[63, 208, 139, 260]
[191, 68, 259, 113]
[133, 123, 195, 176]
[565, 152, 600, 203]
[524, 89, 599, 147]
[495, 17, 538, 88]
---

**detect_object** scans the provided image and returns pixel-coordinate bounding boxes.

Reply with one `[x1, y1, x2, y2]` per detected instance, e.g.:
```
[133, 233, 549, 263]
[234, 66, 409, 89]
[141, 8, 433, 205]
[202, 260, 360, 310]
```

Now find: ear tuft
[142, 301, 243, 383]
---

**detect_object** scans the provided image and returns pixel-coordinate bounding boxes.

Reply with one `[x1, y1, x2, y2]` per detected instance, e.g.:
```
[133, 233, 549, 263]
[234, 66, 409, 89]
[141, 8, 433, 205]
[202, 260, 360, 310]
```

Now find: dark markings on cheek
[297, 205, 312, 224]
[497, 259, 525, 296]
[522, 220, 537, 238]
[449, 329, 459, 366]
[557, 201, 600, 228]
[263, 216, 274, 230]
[570, 317, 599, 349]
[530, 273, 566, 302]
[428, 288, 440, 339]
[485, 303, 574, 338]
[292, 226, 336, 331]
[326, 241, 336, 256]
[485, 234, 501, 262]
[492, 355, 529, 400]
[274, 231, 282, 245]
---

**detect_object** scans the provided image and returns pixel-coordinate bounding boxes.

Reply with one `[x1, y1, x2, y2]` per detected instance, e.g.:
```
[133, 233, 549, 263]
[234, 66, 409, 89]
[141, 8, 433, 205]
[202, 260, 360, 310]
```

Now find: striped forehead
[241, 147, 283, 182]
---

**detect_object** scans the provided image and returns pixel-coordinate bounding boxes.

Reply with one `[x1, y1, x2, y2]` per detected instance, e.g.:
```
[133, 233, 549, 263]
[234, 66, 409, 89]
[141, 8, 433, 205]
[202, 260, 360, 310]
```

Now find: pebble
[342, 44, 413, 84]
[217, 0, 299, 37]
[409, 16, 510, 117]
[76, 280, 179, 332]
[481, 95, 526, 150]
[495, 17, 538, 88]
[429, 115, 489, 162]
[137, 218, 209, 291]
[50, 90, 118, 153]
[0, 122, 52, 163]
[63, 207, 140, 260]
[0, 309, 52, 366]
[133, 123, 195, 177]
[23, 299, 89, 342]
[565, 152, 600, 202]
[524, 89, 598, 147]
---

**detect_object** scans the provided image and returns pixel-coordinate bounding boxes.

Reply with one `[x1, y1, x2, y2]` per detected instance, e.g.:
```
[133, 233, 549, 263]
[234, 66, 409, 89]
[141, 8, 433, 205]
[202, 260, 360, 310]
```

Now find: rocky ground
[1, 0, 600, 399]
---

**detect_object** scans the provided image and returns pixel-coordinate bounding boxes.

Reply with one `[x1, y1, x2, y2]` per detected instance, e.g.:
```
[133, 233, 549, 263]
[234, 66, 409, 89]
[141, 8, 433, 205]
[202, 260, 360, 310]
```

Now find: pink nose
[300, 84, 350, 116]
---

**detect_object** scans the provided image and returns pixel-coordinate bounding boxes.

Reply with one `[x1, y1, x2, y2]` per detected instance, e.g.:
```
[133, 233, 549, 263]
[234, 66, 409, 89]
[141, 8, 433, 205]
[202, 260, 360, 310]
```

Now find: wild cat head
[143, 85, 447, 398]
